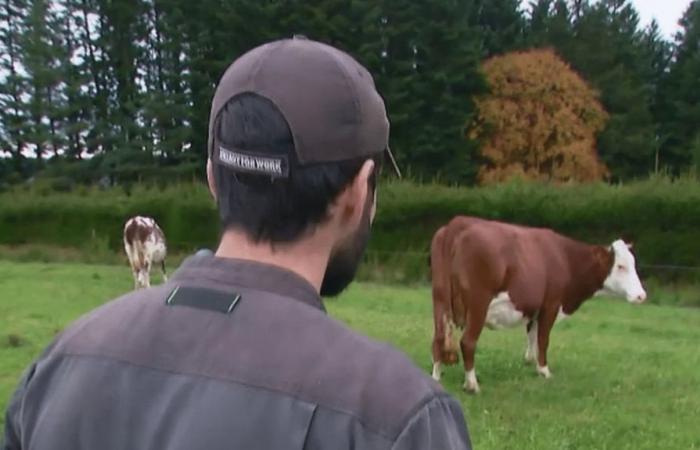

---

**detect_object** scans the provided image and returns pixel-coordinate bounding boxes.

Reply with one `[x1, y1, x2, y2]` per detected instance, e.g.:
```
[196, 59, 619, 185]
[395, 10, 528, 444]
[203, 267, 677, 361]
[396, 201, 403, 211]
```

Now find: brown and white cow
[123, 216, 168, 289]
[429, 216, 646, 393]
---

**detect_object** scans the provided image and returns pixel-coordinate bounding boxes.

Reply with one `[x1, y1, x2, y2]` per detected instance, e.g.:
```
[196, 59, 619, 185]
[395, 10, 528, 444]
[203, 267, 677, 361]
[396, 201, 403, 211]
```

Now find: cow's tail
[123, 219, 136, 268]
[430, 226, 459, 363]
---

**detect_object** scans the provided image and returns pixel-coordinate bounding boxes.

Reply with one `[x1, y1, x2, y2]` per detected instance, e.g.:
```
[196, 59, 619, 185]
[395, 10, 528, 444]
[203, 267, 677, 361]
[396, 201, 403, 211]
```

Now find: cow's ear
[596, 246, 614, 265]
[626, 241, 634, 250]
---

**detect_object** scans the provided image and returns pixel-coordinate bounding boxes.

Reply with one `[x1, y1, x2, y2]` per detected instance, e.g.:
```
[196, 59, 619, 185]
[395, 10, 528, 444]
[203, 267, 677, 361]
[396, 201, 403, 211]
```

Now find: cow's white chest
[485, 292, 525, 330]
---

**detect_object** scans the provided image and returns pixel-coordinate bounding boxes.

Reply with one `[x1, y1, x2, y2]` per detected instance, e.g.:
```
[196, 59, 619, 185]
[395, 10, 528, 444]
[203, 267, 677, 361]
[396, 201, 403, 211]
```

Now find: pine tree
[55, 1, 92, 160]
[474, 0, 526, 57]
[64, 0, 113, 156]
[140, 0, 191, 159]
[96, 0, 147, 152]
[585, 0, 662, 179]
[20, 0, 67, 162]
[529, 0, 574, 51]
[659, 1, 700, 171]
[528, 0, 662, 180]
[0, 0, 28, 172]
[641, 20, 672, 172]
[369, 0, 486, 183]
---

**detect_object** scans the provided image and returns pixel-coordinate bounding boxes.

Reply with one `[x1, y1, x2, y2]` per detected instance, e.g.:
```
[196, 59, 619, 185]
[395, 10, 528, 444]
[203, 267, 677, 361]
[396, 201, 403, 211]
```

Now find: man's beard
[320, 198, 372, 297]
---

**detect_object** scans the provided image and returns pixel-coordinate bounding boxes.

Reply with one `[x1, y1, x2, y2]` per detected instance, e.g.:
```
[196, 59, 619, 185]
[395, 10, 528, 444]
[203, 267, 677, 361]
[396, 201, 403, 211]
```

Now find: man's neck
[215, 229, 331, 293]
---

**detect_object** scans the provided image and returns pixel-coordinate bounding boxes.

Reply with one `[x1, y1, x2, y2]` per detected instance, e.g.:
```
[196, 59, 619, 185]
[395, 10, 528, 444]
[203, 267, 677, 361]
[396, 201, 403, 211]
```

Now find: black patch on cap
[165, 286, 242, 315]
[215, 145, 289, 178]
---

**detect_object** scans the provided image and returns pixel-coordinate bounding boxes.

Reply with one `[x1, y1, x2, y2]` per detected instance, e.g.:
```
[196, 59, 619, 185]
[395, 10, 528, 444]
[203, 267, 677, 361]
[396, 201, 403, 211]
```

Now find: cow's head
[601, 240, 646, 304]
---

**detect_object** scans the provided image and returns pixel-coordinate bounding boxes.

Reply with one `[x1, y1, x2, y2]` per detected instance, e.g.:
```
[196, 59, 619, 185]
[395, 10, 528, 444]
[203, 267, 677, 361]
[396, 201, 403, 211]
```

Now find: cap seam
[211, 41, 283, 149]
[255, 41, 305, 162]
[318, 44, 362, 154]
[249, 41, 282, 90]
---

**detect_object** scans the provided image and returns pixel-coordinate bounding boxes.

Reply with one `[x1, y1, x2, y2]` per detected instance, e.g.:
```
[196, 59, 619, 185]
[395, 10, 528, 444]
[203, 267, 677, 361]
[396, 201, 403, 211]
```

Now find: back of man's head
[212, 93, 379, 243]
[206, 37, 400, 245]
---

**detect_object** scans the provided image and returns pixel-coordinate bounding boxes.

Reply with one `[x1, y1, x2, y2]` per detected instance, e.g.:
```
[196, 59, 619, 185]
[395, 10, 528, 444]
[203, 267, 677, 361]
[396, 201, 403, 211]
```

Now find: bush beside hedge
[2, 176, 699, 282]
[372, 178, 700, 281]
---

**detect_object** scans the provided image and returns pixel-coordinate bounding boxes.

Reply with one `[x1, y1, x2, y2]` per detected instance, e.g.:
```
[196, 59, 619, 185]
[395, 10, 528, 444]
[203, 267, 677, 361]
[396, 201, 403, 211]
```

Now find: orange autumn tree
[470, 48, 609, 184]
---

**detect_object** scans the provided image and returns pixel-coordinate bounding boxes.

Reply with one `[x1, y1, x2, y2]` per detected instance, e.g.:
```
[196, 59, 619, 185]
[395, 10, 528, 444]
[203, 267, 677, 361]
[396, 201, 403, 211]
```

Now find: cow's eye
[617, 265, 626, 271]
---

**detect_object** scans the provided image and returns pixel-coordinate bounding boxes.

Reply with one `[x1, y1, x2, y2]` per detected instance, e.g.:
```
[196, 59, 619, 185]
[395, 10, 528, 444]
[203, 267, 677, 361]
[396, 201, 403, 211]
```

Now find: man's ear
[206, 159, 217, 201]
[338, 159, 375, 225]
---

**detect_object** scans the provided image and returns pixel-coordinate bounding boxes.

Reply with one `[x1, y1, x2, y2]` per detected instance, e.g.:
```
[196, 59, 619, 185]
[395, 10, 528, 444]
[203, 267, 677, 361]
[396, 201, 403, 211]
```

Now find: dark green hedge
[2, 176, 699, 282]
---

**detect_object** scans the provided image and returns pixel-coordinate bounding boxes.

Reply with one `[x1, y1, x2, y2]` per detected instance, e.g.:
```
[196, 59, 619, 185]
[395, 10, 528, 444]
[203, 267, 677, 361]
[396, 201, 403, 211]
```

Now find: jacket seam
[391, 393, 459, 445]
[56, 352, 399, 442]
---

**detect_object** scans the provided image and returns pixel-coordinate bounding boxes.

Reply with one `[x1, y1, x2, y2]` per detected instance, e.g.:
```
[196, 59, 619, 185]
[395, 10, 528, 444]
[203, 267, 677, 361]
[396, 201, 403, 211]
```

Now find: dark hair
[212, 93, 381, 243]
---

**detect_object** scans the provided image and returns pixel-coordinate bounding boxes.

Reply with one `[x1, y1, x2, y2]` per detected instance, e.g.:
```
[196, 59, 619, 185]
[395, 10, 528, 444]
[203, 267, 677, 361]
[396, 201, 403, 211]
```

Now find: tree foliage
[658, 1, 700, 171]
[0, 0, 696, 185]
[0, 0, 490, 185]
[471, 49, 609, 184]
[524, 0, 667, 180]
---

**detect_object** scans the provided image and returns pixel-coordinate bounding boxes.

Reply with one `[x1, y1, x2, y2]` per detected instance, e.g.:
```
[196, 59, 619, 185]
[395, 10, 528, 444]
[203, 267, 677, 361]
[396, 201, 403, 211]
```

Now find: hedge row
[1, 176, 699, 282]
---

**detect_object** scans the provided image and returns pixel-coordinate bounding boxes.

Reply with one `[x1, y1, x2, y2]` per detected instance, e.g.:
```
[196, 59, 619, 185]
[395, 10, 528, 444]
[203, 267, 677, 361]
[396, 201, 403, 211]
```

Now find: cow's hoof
[463, 381, 480, 394]
[431, 362, 441, 381]
[463, 370, 480, 393]
[537, 365, 552, 379]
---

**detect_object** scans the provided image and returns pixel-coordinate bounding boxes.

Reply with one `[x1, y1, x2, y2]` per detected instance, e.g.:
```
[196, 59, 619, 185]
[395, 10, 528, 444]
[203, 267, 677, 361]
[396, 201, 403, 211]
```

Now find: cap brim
[384, 146, 401, 178]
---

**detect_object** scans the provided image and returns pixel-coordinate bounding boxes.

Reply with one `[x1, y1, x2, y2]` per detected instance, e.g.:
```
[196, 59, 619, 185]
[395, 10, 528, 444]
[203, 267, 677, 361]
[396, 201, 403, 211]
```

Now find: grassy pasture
[1, 260, 699, 449]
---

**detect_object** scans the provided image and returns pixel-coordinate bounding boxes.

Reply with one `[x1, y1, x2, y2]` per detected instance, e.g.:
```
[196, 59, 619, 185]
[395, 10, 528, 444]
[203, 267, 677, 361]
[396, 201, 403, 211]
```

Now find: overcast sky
[633, 0, 691, 38]
[521, 0, 692, 39]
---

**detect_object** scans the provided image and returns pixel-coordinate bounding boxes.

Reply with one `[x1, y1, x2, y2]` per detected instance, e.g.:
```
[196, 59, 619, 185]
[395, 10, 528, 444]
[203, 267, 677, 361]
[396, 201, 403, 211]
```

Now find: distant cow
[123, 216, 168, 289]
[430, 216, 646, 393]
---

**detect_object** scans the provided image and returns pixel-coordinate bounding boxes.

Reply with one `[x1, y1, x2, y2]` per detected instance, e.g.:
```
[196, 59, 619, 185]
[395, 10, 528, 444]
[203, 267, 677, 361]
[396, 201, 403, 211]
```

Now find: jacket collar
[170, 254, 326, 313]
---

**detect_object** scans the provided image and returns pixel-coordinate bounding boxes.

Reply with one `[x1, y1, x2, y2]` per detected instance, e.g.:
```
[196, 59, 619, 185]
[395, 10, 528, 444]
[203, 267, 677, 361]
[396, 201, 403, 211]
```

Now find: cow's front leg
[536, 307, 557, 379]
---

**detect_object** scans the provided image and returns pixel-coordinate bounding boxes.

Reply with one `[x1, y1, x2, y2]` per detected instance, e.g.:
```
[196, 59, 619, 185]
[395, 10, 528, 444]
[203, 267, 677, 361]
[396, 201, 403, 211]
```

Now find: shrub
[2, 176, 699, 283]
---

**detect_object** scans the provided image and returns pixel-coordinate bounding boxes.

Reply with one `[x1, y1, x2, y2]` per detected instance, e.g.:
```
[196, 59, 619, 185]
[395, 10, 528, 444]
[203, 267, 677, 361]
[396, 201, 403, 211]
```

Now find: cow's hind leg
[142, 260, 152, 288]
[536, 307, 558, 379]
[124, 243, 140, 289]
[431, 303, 445, 381]
[524, 319, 538, 364]
[431, 339, 442, 381]
[161, 259, 168, 282]
[431, 361, 441, 381]
[432, 314, 458, 381]
[460, 295, 488, 394]
[133, 269, 140, 289]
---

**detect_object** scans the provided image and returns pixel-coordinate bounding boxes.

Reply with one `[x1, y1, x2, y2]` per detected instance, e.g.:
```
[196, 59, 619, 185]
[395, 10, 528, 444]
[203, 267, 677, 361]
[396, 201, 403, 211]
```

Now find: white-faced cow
[429, 216, 646, 393]
[123, 216, 168, 289]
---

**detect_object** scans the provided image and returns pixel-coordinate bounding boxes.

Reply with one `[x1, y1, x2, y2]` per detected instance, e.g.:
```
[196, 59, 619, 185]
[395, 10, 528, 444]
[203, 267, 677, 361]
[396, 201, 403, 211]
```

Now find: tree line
[0, 0, 698, 186]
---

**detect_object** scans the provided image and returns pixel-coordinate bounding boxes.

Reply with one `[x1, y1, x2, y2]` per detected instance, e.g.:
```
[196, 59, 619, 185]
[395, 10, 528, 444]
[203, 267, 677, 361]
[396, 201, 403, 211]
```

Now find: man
[3, 36, 471, 449]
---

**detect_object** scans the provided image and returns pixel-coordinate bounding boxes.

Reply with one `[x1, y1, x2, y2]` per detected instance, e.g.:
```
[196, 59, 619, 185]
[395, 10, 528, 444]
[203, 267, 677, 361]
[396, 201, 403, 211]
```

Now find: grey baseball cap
[208, 36, 401, 179]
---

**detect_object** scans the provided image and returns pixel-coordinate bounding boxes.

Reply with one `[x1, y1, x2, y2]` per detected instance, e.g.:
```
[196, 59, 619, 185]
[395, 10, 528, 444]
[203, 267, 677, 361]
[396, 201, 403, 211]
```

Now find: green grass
[1, 260, 699, 449]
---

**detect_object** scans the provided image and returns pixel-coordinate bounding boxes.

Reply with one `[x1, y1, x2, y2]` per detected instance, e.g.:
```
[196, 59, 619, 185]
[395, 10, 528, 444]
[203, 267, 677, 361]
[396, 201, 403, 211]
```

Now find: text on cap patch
[216, 145, 289, 178]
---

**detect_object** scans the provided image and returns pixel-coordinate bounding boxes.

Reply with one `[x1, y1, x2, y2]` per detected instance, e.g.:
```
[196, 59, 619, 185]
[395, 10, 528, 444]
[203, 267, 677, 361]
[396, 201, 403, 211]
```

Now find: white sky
[633, 0, 691, 39]
[521, 0, 692, 39]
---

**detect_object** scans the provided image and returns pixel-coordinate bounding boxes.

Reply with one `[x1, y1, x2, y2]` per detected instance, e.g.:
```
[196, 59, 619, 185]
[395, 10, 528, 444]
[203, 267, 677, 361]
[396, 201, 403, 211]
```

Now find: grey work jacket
[3, 255, 471, 449]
